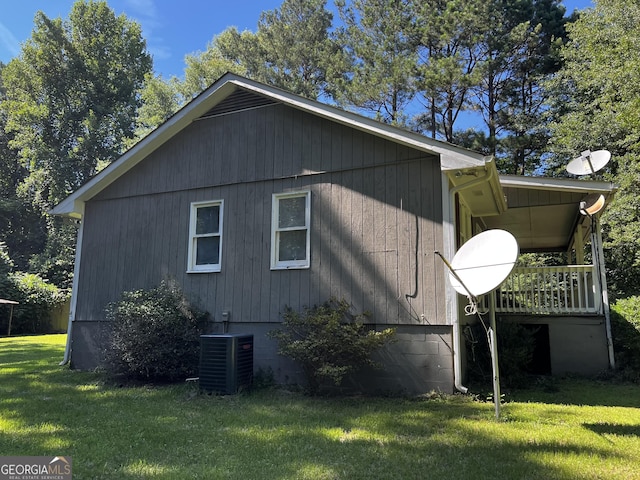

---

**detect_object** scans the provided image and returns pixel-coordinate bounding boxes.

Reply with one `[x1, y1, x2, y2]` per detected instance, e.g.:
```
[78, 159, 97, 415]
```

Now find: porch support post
[574, 225, 586, 265]
[593, 216, 615, 369]
[7, 304, 14, 336]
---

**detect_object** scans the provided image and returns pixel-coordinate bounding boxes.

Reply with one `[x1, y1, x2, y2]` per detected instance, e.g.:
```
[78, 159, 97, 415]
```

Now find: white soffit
[499, 174, 616, 194]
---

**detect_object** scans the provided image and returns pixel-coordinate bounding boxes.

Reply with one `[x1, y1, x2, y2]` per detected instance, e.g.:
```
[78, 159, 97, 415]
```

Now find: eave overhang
[484, 175, 617, 252]
[445, 157, 508, 217]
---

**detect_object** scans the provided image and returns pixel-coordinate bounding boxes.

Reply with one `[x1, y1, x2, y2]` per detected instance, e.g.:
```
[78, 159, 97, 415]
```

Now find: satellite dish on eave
[449, 229, 519, 297]
[566, 149, 611, 176]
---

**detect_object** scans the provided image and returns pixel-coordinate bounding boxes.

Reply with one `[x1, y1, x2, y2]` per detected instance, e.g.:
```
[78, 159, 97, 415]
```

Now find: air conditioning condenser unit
[199, 334, 253, 394]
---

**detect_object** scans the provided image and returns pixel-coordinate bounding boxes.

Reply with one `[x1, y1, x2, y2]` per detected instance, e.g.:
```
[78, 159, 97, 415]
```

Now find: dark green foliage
[28, 219, 77, 290]
[255, 0, 334, 99]
[2, 1, 152, 209]
[602, 155, 640, 298]
[0, 64, 47, 273]
[1, 241, 65, 335]
[0, 241, 12, 278]
[1, 1, 152, 289]
[268, 298, 395, 395]
[103, 281, 208, 383]
[547, 0, 640, 297]
[465, 321, 537, 389]
[0, 271, 67, 335]
[252, 367, 276, 390]
[610, 296, 640, 382]
[333, 0, 416, 126]
[182, 0, 334, 102]
[0, 198, 47, 274]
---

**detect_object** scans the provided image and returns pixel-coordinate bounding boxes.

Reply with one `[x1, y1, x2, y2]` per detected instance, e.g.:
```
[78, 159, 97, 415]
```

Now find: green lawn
[1, 334, 640, 479]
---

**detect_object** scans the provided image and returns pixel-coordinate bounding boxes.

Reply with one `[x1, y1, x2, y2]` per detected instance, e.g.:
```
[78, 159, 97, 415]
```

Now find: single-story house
[52, 73, 616, 394]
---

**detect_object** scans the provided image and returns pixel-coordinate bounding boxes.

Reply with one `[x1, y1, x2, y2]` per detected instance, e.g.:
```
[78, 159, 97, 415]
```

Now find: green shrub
[103, 281, 208, 383]
[0, 272, 67, 335]
[268, 298, 395, 395]
[610, 296, 640, 381]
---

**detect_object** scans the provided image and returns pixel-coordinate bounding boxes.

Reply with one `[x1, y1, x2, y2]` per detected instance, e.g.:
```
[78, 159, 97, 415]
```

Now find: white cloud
[124, 0, 169, 61]
[126, 0, 157, 13]
[0, 22, 21, 59]
[149, 45, 171, 61]
[125, 0, 160, 32]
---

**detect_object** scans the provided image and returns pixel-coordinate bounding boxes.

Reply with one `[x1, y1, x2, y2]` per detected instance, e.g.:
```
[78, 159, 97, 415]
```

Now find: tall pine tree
[332, 0, 416, 125]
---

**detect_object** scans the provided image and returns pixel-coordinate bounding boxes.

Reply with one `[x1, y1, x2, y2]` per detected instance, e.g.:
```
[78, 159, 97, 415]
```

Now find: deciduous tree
[2, 1, 152, 208]
[1, 0, 152, 287]
[547, 0, 640, 296]
[180, 0, 334, 101]
[0, 63, 47, 271]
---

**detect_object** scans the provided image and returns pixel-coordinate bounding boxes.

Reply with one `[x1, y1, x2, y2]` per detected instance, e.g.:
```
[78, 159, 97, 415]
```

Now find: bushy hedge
[0, 273, 67, 335]
[0, 242, 68, 335]
[269, 298, 395, 395]
[103, 281, 208, 383]
[12, 273, 67, 334]
[610, 296, 640, 381]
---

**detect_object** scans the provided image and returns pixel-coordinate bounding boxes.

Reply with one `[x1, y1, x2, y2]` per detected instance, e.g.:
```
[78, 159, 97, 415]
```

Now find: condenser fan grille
[200, 334, 253, 394]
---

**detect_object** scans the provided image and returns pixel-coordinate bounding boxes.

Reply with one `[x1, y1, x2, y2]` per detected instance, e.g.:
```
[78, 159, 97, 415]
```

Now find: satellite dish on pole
[566, 150, 611, 176]
[435, 229, 519, 420]
[448, 229, 519, 297]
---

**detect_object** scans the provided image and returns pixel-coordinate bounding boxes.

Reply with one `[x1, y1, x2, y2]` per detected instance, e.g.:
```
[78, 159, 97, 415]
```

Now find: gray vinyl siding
[76, 103, 445, 329]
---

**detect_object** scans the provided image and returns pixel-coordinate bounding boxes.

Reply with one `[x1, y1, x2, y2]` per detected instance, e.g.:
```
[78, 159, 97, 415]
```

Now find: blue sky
[1, 0, 593, 80]
[0, 1, 283, 78]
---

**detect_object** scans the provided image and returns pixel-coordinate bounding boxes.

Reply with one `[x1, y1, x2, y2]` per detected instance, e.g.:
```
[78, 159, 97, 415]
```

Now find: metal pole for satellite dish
[488, 290, 501, 419]
[581, 150, 596, 175]
[435, 251, 502, 419]
[434, 251, 477, 304]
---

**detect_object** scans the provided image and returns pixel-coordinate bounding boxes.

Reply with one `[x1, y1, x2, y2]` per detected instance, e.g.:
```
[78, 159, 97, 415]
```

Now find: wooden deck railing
[489, 265, 601, 315]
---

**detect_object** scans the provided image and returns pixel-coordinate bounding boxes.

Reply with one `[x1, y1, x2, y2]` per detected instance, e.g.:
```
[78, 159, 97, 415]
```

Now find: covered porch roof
[482, 175, 617, 252]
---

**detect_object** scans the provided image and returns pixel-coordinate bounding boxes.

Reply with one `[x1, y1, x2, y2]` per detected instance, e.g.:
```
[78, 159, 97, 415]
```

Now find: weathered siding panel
[74, 102, 448, 392]
[96, 105, 430, 202]
[80, 183, 442, 324]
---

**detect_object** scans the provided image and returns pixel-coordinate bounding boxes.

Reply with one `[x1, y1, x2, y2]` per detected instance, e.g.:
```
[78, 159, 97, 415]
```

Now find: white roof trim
[51, 80, 239, 218]
[51, 73, 487, 218]
[499, 174, 617, 193]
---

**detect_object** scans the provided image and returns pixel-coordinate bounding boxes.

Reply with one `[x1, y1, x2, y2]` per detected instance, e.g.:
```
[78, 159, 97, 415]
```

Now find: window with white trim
[271, 191, 310, 269]
[187, 200, 223, 272]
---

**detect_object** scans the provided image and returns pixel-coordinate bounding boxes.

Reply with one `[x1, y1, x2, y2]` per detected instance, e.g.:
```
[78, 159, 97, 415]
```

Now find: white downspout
[445, 165, 495, 394]
[60, 218, 84, 366]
